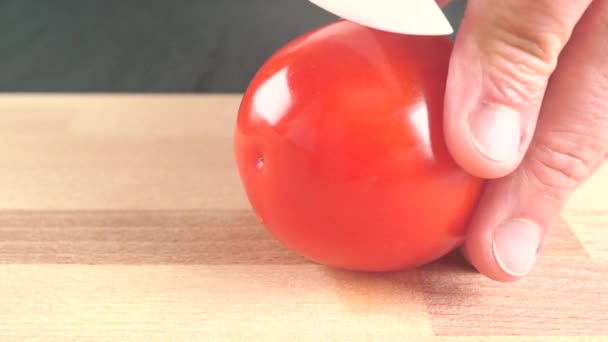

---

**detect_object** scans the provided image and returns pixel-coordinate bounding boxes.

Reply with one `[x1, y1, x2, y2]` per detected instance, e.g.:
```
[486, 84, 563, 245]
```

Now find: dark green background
[0, 0, 466, 92]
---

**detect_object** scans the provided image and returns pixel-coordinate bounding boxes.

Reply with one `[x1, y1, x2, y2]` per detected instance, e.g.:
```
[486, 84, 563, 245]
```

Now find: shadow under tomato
[422, 248, 477, 272]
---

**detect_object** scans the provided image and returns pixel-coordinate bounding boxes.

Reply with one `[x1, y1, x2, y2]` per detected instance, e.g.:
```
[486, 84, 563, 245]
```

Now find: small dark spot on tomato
[256, 155, 265, 171]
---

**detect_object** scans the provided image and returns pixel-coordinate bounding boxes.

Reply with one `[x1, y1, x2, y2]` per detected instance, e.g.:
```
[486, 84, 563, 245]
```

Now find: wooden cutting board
[0, 94, 606, 341]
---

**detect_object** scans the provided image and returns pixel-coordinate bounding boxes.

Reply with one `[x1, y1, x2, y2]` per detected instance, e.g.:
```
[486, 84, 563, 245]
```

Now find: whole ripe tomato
[234, 20, 484, 272]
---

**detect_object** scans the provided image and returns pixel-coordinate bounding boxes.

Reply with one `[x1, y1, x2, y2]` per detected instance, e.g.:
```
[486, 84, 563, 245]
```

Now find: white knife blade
[308, 0, 453, 36]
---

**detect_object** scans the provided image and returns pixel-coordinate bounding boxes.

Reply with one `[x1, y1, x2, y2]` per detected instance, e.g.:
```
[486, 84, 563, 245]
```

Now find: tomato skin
[234, 20, 484, 272]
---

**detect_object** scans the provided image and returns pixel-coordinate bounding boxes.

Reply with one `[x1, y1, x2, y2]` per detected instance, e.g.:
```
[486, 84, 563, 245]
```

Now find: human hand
[441, 0, 608, 281]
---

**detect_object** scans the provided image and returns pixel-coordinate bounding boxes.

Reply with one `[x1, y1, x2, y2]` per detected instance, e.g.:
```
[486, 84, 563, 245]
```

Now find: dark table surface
[1, 0, 465, 93]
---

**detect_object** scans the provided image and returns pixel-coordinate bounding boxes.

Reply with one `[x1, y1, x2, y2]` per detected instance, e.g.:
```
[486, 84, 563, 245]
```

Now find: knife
[308, 0, 453, 36]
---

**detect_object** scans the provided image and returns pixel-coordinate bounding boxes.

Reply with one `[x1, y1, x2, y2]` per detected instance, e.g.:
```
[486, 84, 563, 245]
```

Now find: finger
[444, 0, 592, 179]
[463, 0, 608, 282]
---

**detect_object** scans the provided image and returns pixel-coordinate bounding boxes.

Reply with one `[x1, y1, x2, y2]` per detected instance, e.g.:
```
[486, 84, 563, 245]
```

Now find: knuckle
[526, 138, 596, 201]
[483, 55, 548, 104]
[478, 8, 570, 104]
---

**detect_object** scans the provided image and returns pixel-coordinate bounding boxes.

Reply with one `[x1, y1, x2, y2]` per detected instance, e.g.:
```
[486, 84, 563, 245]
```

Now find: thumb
[443, 0, 591, 179]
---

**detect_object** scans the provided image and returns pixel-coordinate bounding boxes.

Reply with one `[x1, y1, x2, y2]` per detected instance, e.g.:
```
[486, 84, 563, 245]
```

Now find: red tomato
[234, 20, 484, 272]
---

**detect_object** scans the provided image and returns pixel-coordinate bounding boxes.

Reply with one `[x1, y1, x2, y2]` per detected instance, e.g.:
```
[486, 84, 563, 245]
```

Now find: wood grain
[420, 220, 607, 336]
[0, 94, 248, 210]
[0, 94, 606, 341]
[0, 209, 306, 265]
[0, 264, 432, 340]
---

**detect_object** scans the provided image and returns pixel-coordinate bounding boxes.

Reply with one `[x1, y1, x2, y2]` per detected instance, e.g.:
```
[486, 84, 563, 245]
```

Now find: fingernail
[470, 106, 521, 162]
[492, 219, 542, 276]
